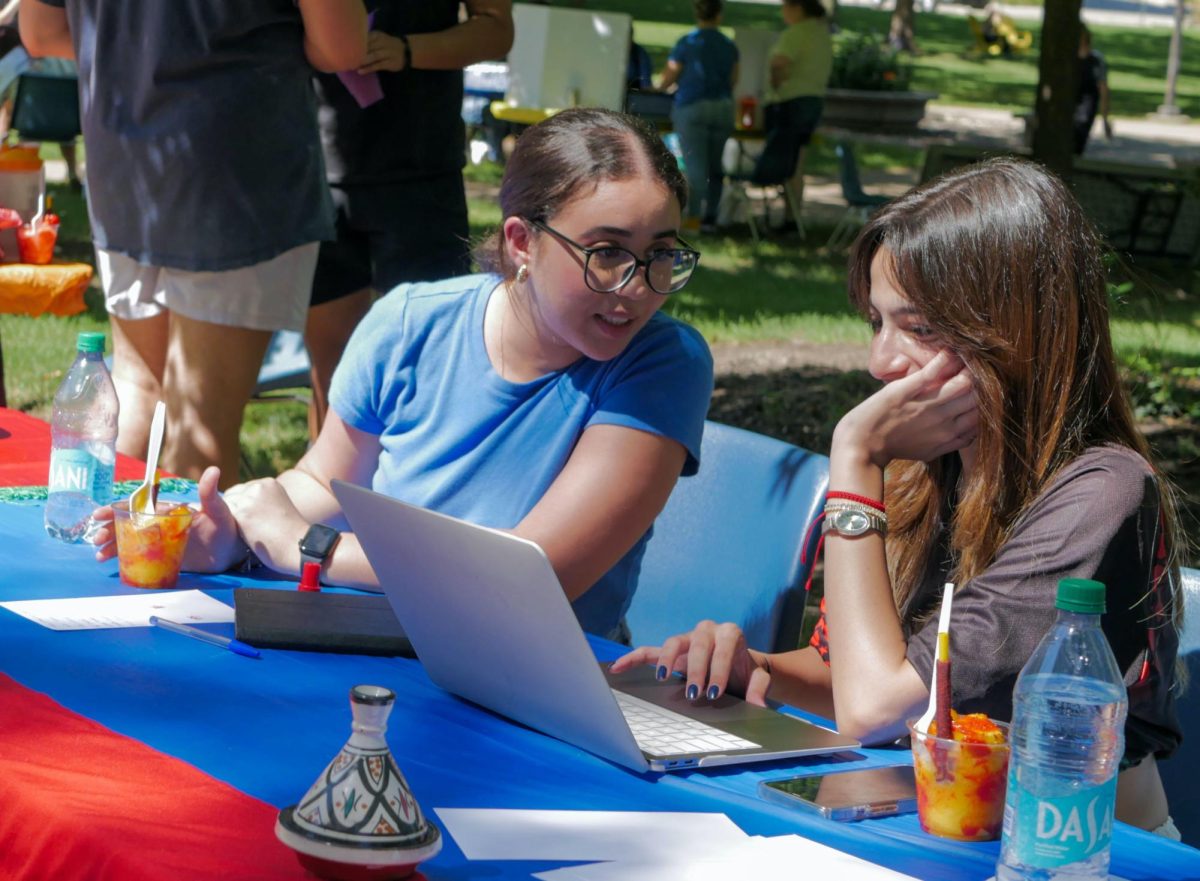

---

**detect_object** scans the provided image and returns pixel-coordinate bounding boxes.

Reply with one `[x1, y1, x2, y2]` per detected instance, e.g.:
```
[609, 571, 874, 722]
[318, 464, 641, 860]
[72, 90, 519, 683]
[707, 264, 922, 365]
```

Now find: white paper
[0, 590, 235, 630]
[534, 833, 924, 881]
[434, 808, 748, 862]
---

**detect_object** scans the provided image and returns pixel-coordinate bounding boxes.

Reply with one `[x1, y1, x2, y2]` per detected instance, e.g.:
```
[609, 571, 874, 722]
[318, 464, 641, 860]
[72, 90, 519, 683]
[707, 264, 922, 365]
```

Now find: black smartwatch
[299, 524, 342, 572]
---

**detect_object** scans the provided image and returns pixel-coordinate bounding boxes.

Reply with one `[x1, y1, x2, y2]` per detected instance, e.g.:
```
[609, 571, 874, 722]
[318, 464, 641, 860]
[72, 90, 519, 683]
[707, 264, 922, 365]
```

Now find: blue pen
[149, 615, 261, 659]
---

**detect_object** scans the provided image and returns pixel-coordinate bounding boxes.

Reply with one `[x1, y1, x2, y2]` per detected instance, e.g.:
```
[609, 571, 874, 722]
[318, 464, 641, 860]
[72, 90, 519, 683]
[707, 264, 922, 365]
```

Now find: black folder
[233, 587, 414, 657]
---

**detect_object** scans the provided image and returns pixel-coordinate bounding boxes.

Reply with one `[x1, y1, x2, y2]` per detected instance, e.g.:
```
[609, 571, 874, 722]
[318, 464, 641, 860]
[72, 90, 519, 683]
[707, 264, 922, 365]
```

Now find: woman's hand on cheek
[223, 477, 307, 574]
[835, 350, 977, 469]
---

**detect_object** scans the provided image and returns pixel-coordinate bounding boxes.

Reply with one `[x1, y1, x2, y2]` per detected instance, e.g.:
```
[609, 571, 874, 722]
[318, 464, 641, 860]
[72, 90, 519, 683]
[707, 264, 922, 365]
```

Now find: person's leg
[109, 311, 169, 460]
[305, 288, 374, 438]
[97, 248, 169, 460]
[307, 187, 374, 439]
[704, 100, 734, 227]
[752, 101, 798, 186]
[780, 98, 822, 232]
[161, 313, 272, 485]
[671, 101, 709, 224]
[60, 139, 80, 187]
[159, 243, 317, 486]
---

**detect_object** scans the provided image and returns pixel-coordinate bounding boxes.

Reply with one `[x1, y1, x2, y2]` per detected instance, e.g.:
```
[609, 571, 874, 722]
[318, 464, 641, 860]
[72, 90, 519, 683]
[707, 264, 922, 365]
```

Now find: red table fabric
[0, 672, 309, 881]
[0, 407, 145, 487]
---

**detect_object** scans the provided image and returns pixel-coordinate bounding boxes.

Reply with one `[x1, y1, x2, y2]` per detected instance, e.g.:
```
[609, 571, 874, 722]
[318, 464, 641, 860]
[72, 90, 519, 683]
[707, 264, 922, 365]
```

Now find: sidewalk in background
[797, 100, 1200, 225]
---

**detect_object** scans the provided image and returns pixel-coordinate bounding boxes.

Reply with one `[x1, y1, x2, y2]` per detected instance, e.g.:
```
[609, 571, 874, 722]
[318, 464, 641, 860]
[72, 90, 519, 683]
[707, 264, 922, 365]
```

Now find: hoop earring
[515, 264, 529, 283]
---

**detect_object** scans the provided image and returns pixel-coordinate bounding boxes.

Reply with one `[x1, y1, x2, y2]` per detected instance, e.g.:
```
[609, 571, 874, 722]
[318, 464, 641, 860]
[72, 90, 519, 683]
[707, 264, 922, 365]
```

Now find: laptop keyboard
[613, 689, 761, 757]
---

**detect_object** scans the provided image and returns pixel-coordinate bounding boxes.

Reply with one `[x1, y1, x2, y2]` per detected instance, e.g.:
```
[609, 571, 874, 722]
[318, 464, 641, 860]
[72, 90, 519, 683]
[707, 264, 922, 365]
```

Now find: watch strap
[398, 33, 412, 71]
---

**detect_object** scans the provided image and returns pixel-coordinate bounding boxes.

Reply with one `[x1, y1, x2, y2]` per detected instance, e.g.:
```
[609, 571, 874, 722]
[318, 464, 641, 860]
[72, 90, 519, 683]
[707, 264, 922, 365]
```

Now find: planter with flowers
[822, 34, 937, 132]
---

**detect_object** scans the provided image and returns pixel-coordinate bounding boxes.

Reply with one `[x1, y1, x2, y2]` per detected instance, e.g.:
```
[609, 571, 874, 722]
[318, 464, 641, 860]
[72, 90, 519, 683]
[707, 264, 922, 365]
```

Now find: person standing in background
[1074, 24, 1112, 155]
[752, 0, 832, 229]
[19, 0, 367, 487]
[305, 0, 514, 438]
[659, 0, 738, 235]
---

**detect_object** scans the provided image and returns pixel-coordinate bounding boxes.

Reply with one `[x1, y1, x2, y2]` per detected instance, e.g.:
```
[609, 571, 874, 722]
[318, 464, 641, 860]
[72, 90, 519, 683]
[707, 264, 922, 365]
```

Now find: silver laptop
[333, 480, 859, 773]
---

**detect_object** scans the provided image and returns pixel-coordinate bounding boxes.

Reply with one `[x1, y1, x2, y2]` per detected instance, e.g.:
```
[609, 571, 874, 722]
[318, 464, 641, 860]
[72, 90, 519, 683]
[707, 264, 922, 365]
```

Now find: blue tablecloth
[1, 499, 1197, 880]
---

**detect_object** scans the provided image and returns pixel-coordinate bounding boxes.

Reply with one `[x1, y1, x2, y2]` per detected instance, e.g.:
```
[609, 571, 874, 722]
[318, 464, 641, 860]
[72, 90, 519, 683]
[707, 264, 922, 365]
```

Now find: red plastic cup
[17, 213, 60, 264]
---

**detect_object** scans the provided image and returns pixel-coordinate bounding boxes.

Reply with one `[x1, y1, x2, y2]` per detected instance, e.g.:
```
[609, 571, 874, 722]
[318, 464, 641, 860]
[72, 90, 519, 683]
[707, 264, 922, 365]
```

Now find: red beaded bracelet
[826, 490, 885, 512]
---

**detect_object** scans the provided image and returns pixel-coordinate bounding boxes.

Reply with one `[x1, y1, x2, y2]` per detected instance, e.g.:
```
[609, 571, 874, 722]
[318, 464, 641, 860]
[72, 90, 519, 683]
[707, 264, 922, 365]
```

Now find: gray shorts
[97, 242, 319, 332]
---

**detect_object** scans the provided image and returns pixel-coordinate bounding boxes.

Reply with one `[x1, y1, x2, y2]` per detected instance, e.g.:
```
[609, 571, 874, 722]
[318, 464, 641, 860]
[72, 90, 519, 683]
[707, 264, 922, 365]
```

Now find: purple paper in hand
[337, 10, 383, 108]
[337, 70, 384, 108]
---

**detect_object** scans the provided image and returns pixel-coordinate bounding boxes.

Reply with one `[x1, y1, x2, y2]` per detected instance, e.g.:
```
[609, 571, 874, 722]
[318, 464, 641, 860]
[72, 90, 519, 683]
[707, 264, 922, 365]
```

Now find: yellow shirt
[765, 18, 833, 104]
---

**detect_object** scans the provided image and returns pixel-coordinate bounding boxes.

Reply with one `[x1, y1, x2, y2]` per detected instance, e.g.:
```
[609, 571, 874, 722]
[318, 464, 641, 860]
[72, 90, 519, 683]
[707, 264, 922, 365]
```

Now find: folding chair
[11, 73, 81, 143]
[626, 421, 829, 654]
[253, 329, 311, 399]
[723, 138, 806, 244]
[826, 142, 891, 251]
[1161, 566, 1200, 846]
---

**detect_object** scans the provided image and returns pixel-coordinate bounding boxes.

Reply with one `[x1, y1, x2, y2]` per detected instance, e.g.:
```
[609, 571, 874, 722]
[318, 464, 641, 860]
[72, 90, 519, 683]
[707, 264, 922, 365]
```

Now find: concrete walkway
[797, 99, 1200, 223]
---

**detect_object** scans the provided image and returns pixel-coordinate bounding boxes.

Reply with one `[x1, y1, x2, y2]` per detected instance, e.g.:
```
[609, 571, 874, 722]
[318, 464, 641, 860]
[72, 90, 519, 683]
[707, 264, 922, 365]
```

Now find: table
[0, 406, 143, 488]
[0, 409, 1196, 880]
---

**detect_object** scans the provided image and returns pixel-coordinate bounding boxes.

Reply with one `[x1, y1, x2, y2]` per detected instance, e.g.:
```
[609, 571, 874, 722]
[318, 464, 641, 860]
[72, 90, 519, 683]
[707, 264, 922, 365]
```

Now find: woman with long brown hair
[614, 157, 1183, 834]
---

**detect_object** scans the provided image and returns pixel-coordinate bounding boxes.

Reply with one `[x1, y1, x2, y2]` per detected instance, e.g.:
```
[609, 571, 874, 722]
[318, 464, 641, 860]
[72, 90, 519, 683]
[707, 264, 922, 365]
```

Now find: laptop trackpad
[603, 662, 825, 741]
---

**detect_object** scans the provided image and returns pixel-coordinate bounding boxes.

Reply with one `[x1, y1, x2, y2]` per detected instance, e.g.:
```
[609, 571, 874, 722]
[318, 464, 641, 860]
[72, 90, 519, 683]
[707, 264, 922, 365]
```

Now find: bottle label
[1002, 769, 1116, 868]
[92, 458, 114, 505]
[48, 448, 98, 496]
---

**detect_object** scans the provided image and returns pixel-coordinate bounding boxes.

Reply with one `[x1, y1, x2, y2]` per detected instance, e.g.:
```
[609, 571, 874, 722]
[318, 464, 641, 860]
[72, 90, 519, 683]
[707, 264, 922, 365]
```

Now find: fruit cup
[17, 213, 60, 264]
[907, 714, 1010, 841]
[112, 499, 194, 589]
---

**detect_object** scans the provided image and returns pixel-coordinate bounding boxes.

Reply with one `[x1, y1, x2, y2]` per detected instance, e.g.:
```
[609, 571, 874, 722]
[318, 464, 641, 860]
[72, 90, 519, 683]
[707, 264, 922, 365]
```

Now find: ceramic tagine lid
[275, 685, 442, 881]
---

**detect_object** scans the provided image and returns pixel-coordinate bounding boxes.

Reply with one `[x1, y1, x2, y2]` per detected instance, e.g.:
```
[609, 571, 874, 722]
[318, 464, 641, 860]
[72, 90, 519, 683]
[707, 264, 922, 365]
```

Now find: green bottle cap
[76, 332, 106, 353]
[1056, 578, 1106, 614]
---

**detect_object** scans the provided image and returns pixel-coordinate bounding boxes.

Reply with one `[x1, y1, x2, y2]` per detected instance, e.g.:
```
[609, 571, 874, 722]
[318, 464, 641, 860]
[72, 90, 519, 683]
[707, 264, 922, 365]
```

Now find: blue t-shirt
[40, 0, 333, 271]
[668, 28, 739, 108]
[329, 274, 714, 637]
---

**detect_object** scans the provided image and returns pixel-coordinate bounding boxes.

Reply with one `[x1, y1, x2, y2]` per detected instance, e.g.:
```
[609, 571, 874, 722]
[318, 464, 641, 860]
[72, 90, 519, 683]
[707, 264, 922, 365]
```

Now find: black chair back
[11, 74, 81, 144]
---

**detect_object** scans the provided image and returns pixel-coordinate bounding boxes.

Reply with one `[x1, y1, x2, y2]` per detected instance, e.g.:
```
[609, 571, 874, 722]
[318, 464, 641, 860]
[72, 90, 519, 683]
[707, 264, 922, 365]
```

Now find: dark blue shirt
[40, 0, 333, 271]
[315, 0, 465, 187]
[668, 28, 738, 108]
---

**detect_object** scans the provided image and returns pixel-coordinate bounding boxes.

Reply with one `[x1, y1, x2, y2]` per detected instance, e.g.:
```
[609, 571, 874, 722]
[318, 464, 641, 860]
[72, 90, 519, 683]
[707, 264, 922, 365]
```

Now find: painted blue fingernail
[656, 665, 668, 680]
[686, 684, 699, 701]
[707, 685, 719, 701]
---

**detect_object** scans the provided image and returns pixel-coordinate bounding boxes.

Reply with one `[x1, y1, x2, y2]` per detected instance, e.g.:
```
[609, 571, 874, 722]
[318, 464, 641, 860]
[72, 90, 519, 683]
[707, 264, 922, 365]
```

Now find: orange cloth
[0, 262, 92, 316]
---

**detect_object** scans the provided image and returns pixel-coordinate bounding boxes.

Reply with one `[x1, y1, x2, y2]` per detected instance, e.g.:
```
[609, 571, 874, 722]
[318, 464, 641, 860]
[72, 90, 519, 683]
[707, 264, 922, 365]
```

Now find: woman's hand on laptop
[611, 620, 773, 706]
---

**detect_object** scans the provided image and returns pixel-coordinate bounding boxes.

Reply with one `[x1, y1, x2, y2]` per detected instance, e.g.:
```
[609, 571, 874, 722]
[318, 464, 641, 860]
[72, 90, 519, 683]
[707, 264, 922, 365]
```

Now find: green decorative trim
[0, 478, 197, 504]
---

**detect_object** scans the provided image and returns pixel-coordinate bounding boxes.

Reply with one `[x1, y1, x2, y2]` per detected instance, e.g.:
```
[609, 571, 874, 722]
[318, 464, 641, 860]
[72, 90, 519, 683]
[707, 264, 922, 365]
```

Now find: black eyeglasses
[527, 218, 700, 295]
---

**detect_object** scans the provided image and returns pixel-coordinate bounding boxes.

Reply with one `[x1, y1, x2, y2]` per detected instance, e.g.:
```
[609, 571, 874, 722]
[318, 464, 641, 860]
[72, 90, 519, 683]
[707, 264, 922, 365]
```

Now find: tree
[888, 0, 918, 53]
[1031, 0, 1084, 177]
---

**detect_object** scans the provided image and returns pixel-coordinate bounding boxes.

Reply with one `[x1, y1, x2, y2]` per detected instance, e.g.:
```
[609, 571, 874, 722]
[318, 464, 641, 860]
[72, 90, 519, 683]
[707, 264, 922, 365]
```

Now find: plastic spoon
[130, 400, 166, 516]
[915, 582, 955, 734]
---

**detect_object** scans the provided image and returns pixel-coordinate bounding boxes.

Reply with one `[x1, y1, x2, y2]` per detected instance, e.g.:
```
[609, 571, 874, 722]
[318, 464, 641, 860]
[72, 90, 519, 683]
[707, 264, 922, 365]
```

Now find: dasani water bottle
[44, 331, 119, 542]
[996, 578, 1127, 881]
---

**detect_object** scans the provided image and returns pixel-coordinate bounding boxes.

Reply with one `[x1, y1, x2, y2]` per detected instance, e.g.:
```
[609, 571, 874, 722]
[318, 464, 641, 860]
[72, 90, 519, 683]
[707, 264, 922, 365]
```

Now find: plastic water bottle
[996, 578, 1127, 881]
[44, 331, 119, 543]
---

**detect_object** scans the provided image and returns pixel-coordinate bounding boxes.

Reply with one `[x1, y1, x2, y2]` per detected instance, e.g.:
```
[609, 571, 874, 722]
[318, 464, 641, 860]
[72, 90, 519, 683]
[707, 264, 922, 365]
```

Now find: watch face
[300, 524, 341, 557]
[832, 509, 871, 536]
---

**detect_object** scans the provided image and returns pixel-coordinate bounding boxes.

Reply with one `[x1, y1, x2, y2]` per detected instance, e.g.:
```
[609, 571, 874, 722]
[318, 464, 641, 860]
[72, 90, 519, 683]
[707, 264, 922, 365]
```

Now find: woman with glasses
[614, 158, 1183, 833]
[92, 108, 712, 642]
